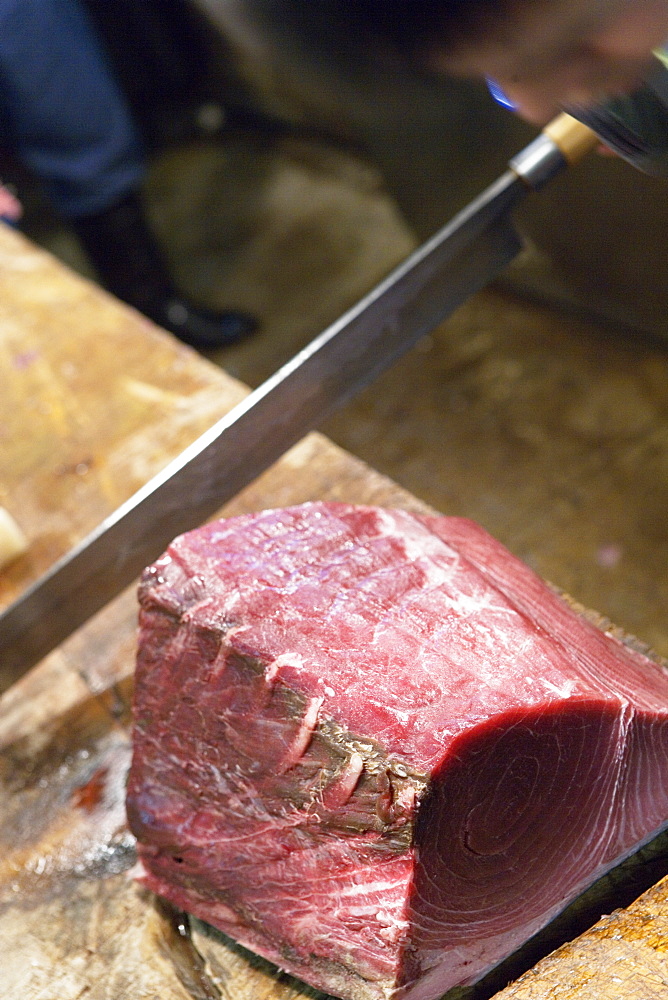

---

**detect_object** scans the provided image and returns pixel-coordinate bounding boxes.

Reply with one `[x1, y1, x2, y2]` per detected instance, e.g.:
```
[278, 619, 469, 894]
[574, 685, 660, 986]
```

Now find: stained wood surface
[0, 225, 247, 617]
[1, 223, 667, 999]
[493, 875, 668, 999]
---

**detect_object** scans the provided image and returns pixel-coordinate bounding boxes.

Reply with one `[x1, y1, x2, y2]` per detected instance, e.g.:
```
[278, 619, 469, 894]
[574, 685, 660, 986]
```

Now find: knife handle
[542, 113, 599, 165]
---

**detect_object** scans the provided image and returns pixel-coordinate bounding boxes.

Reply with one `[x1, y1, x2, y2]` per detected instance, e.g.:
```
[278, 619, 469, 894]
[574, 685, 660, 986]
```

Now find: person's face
[430, 0, 668, 123]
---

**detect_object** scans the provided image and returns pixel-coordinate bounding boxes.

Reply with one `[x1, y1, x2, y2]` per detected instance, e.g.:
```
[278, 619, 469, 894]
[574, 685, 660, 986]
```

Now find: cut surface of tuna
[126, 502, 668, 1000]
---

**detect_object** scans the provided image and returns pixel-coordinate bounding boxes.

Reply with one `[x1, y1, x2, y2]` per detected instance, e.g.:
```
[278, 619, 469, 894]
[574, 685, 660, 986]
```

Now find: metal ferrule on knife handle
[511, 113, 598, 189]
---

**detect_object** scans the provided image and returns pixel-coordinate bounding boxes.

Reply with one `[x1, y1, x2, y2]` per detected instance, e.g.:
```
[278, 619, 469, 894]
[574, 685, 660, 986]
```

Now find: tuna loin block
[127, 502, 668, 1000]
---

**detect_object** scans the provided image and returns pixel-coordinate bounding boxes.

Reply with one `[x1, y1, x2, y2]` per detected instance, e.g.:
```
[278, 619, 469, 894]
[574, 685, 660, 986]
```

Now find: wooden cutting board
[1, 224, 667, 999]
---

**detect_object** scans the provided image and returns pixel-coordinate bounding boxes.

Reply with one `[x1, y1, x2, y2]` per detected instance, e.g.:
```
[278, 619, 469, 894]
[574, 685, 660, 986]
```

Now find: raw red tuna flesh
[126, 502, 668, 1000]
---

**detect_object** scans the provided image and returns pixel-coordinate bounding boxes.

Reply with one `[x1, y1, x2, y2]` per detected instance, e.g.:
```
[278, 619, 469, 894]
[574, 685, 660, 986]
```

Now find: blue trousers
[0, 0, 144, 218]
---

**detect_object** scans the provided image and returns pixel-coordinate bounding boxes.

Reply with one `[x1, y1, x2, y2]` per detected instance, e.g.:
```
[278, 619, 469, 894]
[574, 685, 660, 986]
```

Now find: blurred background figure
[0, 0, 257, 349]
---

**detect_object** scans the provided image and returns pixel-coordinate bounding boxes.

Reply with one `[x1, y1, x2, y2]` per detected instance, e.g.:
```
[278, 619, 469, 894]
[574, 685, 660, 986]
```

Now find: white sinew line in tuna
[126, 502, 668, 1000]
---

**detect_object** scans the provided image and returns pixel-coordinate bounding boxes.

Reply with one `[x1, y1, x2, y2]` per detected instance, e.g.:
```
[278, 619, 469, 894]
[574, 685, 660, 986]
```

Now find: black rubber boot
[71, 191, 257, 349]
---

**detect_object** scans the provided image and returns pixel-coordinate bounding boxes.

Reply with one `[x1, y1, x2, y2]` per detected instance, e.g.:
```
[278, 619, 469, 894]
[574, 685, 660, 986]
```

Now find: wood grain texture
[0, 224, 247, 616]
[494, 876, 668, 999]
[1, 225, 667, 1000]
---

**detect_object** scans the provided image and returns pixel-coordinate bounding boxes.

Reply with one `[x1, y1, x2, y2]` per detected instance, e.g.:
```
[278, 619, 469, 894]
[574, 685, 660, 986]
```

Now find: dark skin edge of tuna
[171, 826, 668, 1000]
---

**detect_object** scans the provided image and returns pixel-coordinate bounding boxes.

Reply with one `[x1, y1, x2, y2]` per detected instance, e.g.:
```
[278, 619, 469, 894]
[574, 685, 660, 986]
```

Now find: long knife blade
[0, 117, 597, 688]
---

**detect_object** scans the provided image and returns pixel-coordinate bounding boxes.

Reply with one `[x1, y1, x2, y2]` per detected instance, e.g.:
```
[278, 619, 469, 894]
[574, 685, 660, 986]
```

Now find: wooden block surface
[494, 876, 668, 999]
[0, 224, 248, 613]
